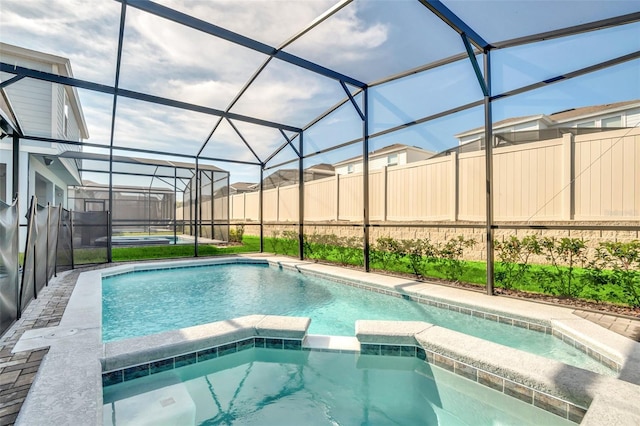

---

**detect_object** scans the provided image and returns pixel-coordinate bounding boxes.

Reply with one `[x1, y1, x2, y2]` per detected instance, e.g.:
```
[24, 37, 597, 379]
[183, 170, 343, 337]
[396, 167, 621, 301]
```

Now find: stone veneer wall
[232, 221, 639, 262]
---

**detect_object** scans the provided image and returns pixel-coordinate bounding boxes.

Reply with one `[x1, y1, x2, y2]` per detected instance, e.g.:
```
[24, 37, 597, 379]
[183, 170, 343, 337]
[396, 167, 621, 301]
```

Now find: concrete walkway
[0, 264, 639, 425]
[0, 267, 100, 425]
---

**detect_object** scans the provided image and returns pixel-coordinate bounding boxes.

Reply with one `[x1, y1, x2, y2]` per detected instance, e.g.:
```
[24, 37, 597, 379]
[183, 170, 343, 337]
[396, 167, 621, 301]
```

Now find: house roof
[307, 163, 335, 171]
[548, 99, 640, 122]
[456, 99, 640, 139]
[334, 143, 434, 166]
[0, 42, 89, 139]
[455, 114, 548, 138]
[230, 182, 255, 191]
[260, 164, 335, 188]
[59, 150, 227, 174]
[0, 88, 23, 136]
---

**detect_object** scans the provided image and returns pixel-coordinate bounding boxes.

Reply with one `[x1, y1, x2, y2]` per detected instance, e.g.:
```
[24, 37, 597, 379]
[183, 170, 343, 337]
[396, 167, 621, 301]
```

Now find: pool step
[303, 334, 360, 352]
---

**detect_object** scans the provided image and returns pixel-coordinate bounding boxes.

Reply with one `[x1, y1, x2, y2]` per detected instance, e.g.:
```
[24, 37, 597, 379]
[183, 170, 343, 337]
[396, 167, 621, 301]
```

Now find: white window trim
[600, 115, 623, 128]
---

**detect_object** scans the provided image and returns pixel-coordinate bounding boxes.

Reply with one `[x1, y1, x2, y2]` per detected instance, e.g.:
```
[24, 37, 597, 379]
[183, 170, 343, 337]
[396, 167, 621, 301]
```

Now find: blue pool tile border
[102, 336, 302, 387]
[101, 259, 269, 280]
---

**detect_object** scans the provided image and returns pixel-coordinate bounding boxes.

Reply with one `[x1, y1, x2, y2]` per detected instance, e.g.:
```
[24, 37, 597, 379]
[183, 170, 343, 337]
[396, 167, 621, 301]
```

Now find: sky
[1, 0, 639, 188]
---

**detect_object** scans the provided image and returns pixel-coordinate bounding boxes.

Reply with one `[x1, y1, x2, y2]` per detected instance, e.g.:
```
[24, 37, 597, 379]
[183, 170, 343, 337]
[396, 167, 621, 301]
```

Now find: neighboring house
[0, 43, 88, 218]
[455, 99, 640, 148]
[260, 163, 334, 190]
[229, 182, 256, 195]
[333, 144, 435, 175]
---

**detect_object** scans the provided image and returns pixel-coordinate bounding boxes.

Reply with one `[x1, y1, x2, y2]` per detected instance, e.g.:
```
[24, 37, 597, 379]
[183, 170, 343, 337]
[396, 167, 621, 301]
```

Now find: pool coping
[12, 255, 640, 426]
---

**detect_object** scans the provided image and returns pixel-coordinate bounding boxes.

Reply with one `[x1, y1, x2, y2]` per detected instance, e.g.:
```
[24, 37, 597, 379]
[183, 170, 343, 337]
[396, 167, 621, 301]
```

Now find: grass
[111, 236, 262, 262]
[65, 236, 262, 264]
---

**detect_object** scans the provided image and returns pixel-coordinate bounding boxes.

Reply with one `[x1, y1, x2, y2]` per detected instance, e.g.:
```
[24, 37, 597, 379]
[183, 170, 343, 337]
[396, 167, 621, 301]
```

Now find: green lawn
[111, 236, 262, 261]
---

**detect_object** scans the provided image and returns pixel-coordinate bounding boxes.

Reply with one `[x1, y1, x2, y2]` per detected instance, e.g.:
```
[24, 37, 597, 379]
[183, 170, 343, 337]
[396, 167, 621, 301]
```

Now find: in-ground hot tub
[102, 347, 575, 426]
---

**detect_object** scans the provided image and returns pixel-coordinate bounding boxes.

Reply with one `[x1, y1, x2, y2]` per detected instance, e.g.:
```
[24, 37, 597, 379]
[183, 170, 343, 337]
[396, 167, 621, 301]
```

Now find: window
[577, 121, 595, 128]
[63, 91, 69, 138]
[387, 153, 398, 166]
[63, 105, 69, 136]
[347, 164, 354, 174]
[601, 115, 622, 128]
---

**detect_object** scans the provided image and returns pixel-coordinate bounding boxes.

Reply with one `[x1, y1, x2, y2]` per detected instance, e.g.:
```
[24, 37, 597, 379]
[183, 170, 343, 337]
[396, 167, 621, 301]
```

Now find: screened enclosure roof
[1, 0, 639, 175]
[59, 150, 226, 173]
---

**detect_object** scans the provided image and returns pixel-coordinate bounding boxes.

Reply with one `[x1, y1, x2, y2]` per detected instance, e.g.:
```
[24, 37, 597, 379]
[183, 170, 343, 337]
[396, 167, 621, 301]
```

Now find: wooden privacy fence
[229, 128, 640, 223]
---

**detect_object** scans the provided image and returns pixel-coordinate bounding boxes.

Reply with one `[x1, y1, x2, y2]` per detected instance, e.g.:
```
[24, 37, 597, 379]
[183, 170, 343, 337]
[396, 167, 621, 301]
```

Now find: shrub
[334, 236, 362, 265]
[304, 233, 338, 261]
[587, 241, 640, 307]
[494, 235, 541, 289]
[303, 234, 314, 258]
[281, 230, 299, 255]
[535, 237, 588, 298]
[268, 230, 281, 254]
[436, 236, 476, 282]
[398, 238, 437, 279]
[229, 225, 245, 243]
[370, 236, 401, 270]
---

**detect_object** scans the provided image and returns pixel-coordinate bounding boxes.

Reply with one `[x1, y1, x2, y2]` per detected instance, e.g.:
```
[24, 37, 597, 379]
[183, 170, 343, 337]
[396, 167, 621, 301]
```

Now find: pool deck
[1, 255, 639, 425]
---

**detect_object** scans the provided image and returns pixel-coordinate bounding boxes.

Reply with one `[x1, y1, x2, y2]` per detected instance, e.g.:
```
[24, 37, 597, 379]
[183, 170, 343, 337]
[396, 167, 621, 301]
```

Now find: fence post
[450, 152, 458, 221]
[335, 174, 340, 221]
[276, 186, 280, 222]
[383, 166, 388, 222]
[561, 132, 574, 221]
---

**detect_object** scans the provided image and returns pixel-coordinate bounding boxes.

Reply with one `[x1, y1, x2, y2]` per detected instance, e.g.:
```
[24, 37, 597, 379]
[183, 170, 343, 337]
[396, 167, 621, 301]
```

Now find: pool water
[102, 263, 614, 375]
[102, 348, 574, 426]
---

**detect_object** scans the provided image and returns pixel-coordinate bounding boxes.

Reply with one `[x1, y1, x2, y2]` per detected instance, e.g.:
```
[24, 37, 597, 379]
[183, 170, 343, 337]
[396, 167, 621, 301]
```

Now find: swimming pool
[97, 235, 190, 246]
[102, 348, 574, 426]
[102, 262, 614, 375]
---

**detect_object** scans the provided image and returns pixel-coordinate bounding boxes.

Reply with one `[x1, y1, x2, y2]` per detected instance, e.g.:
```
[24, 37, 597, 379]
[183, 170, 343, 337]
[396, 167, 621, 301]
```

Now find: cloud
[0, 0, 388, 173]
[287, 4, 388, 62]
[156, 0, 336, 47]
[1, 0, 121, 84]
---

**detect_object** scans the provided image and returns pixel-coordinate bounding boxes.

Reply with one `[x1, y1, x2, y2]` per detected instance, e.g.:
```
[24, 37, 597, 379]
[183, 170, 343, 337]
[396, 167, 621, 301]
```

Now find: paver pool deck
[1, 255, 639, 425]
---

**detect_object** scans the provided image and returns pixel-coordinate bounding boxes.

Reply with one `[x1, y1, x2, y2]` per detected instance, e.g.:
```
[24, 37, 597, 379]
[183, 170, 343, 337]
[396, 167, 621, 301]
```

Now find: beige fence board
[278, 185, 299, 222]
[231, 194, 245, 220]
[245, 192, 260, 221]
[458, 152, 485, 220]
[574, 129, 640, 219]
[304, 176, 336, 221]
[369, 169, 386, 221]
[338, 172, 363, 221]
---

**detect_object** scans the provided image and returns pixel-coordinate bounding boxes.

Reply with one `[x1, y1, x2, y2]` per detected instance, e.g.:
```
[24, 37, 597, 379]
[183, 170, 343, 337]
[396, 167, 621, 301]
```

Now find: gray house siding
[1, 56, 53, 138]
